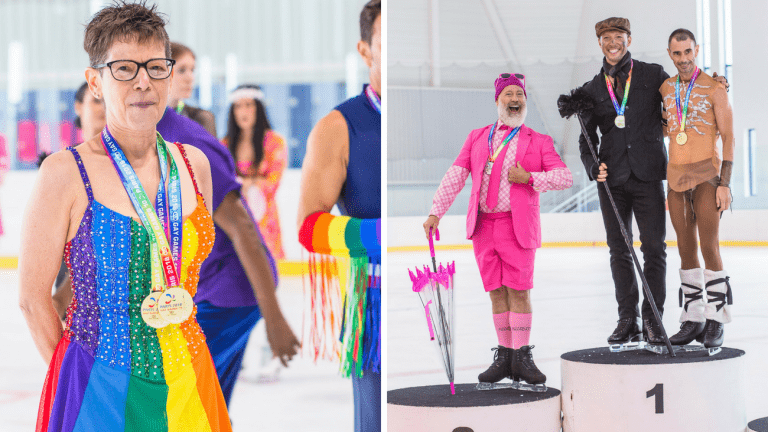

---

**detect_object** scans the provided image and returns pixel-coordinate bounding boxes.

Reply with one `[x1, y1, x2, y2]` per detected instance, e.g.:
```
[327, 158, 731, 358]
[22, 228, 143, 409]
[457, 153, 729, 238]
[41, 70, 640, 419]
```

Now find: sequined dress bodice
[63, 146, 215, 382]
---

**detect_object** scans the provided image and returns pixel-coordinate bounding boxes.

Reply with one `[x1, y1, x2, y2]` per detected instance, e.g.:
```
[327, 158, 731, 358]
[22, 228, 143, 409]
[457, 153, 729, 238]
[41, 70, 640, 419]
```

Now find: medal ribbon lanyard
[365, 84, 381, 114]
[487, 123, 521, 165]
[675, 67, 701, 132]
[100, 126, 183, 292]
[604, 60, 633, 118]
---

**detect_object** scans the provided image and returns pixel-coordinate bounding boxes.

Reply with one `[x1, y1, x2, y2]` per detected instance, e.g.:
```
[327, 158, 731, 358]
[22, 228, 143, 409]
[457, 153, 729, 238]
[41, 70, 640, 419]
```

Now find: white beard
[498, 103, 527, 128]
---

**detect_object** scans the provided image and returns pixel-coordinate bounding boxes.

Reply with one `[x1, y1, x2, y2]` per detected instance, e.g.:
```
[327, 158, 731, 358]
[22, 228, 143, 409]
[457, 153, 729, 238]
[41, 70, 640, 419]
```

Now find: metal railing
[549, 183, 599, 213]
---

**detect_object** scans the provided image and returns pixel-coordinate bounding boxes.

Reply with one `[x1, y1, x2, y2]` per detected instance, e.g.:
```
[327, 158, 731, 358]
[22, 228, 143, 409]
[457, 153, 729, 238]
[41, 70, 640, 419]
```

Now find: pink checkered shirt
[430, 120, 573, 218]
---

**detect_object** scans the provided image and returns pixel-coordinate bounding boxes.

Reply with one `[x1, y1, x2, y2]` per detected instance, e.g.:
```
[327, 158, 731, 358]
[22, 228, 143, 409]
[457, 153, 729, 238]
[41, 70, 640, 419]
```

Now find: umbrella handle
[425, 300, 435, 341]
[428, 227, 440, 258]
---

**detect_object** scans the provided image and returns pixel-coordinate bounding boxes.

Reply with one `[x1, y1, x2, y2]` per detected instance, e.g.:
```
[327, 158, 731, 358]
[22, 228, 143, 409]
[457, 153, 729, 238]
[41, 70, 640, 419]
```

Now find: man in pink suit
[423, 73, 572, 386]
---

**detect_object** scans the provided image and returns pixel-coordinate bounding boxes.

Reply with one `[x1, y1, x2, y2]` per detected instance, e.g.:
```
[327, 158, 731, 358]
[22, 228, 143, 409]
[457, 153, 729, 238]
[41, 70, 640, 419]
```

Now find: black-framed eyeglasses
[93, 58, 176, 81]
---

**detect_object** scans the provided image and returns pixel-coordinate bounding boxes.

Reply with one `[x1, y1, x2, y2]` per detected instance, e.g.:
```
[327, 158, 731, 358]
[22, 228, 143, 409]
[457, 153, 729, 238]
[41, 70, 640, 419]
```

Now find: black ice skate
[642, 317, 665, 345]
[476, 346, 547, 392]
[477, 346, 511, 384]
[607, 317, 645, 353]
[703, 319, 724, 350]
[669, 321, 705, 346]
[511, 345, 546, 387]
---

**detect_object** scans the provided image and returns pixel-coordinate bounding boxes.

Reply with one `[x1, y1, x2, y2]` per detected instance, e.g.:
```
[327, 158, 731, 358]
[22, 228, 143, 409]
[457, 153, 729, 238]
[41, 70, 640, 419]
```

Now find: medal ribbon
[675, 67, 701, 132]
[487, 122, 521, 163]
[100, 126, 183, 292]
[604, 60, 633, 118]
[365, 84, 381, 114]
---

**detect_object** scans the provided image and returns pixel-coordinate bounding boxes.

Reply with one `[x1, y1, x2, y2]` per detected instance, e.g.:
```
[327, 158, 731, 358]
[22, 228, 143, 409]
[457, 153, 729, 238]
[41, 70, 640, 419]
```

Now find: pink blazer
[452, 124, 567, 248]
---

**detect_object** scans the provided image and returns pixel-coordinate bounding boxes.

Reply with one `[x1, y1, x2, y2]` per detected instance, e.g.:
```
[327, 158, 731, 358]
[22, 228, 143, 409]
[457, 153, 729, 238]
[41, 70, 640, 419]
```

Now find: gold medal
[676, 132, 688, 145]
[157, 287, 194, 324]
[614, 115, 626, 128]
[485, 161, 493, 175]
[141, 291, 169, 328]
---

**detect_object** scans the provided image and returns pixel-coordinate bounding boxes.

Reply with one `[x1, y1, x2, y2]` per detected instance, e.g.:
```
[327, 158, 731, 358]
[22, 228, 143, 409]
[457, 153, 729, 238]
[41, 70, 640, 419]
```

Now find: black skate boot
[702, 319, 724, 348]
[478, 346, 512, 383]
[510, 345, 546, 385]
[642, 317, 665, 345]
[669, 321, 706, 346]
[607, 317, 641, 344]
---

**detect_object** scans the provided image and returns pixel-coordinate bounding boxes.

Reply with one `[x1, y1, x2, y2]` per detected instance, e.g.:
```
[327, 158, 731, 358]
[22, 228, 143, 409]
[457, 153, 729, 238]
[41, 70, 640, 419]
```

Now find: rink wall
[387, 211, 768, 250]
[2, 169, 766, 269]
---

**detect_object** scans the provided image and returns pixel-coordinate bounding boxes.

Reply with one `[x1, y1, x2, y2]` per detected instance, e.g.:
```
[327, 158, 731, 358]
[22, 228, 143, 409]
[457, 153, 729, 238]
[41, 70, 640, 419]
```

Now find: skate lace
[613, 317, 633, 334]
[705, 321, 723, 336]
[705, 277, 733, 311]
[490, 347, 506, 365]
[520, 346, 541, 371]
[679, 283, 703, 311]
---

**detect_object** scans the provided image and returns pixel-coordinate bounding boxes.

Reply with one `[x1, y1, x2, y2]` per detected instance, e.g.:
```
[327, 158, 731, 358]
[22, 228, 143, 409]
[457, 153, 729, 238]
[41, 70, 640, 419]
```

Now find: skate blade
[644, 345, 722, 356]
[609, 341, 648, 353]
[476, 381, 547, 393]
[644, 344, 669, 355]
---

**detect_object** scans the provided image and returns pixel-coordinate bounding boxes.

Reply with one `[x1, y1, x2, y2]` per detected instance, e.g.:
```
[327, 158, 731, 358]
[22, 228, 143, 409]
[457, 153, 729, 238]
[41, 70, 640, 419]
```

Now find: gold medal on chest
[614, 115, 626, 128]
[157, 287, 195, 324]
[676, 132, 688, 145]
[141, 291, 169, 329]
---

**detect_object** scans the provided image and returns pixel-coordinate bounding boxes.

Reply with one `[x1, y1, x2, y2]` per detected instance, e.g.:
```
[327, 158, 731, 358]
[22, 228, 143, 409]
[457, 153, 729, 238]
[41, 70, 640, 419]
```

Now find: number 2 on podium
[646, 383, 664, 414]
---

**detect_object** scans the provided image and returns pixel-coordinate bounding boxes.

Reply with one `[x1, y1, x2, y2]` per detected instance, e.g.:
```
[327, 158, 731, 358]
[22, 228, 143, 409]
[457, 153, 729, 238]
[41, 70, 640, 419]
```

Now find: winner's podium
[749, 417, 768, 432]
[388, 384, 561, 432]
[561, 347, 746, 432]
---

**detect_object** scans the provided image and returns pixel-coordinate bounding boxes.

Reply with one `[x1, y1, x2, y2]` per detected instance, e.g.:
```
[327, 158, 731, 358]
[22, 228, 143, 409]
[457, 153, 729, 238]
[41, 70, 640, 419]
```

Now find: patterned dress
[222, 130, 286, 259]
[36, 144, 231, 432]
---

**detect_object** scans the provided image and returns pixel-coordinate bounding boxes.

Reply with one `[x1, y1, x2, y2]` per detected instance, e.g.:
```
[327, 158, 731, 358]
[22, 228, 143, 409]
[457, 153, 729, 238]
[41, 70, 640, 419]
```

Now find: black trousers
[597, 174, 666, 321]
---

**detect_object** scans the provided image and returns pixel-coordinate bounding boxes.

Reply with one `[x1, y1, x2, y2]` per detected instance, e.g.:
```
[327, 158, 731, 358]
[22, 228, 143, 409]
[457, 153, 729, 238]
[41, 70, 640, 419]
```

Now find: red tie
[486, 133, 512, 209]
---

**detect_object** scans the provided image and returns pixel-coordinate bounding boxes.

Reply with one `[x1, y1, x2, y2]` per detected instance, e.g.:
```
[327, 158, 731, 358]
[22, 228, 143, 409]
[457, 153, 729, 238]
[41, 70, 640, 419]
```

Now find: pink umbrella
[408, 228, 456, 395]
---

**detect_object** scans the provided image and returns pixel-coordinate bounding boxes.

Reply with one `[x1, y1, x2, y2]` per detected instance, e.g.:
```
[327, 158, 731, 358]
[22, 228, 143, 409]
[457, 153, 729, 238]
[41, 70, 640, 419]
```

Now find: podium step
[388, 383, 561, 432]
[749, 417, 768, 432]
[561, 346, 746, 432]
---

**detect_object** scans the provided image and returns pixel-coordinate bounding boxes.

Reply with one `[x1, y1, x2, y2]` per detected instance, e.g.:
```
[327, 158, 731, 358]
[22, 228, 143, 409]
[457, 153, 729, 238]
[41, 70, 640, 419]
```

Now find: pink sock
[493, 312, 512, 348]
[509, 312, 532, 349]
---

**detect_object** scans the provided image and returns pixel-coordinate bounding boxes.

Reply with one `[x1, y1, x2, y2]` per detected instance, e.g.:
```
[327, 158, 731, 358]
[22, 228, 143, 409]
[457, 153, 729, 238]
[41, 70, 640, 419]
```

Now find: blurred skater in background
[168, 42, 217, 137]
[297, 1, 382, 430]
[223, 84, 287, 260]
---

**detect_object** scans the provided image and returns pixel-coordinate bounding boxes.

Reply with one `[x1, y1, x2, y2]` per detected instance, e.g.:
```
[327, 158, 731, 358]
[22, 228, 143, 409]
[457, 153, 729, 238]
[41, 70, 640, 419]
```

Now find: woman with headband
[223, 84, 287, 259]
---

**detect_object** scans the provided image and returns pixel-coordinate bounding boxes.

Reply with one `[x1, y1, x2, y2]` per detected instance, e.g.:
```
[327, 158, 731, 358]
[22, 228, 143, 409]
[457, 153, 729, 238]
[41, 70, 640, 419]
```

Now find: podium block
[388, 384, 561, 432]
[561, 347, 746, 432]
[749, 417, 768, 432]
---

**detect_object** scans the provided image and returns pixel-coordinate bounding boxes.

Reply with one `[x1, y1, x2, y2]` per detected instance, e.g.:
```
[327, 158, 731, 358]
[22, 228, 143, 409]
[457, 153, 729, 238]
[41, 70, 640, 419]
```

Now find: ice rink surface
[0, 273, 353, 431]
[388, 246, 768, 420]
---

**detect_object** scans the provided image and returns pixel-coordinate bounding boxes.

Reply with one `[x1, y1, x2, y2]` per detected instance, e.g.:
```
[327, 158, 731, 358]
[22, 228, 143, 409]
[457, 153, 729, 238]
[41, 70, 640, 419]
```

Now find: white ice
[0, 273, 353, 431]
[387, 246, 768, 420]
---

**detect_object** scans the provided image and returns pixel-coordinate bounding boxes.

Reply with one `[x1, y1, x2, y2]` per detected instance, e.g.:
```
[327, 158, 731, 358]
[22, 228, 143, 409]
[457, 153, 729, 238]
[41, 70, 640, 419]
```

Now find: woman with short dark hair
[20, 3, 231, 430]
[168, 41, 217, 137]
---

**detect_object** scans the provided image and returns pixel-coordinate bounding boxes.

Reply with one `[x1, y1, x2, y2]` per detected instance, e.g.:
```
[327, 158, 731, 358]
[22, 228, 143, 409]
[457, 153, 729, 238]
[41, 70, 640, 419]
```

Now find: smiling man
[577, 17, 671, 346]
[660, 29, 734, 348]
[424, 74, 572, 387]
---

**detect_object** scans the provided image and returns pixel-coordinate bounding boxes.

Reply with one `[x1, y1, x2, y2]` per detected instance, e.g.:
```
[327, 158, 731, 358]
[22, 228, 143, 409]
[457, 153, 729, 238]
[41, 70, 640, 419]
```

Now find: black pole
[576, 114, 675, 356]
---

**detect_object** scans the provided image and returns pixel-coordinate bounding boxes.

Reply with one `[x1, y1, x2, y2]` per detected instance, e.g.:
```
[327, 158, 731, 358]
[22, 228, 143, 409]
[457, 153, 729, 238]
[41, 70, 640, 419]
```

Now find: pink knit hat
[494, 73, 526, 101]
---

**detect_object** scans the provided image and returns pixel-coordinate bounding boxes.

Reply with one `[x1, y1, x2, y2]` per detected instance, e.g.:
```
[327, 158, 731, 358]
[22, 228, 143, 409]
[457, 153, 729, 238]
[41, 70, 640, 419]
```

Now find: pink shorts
[471, 212, 535, 292]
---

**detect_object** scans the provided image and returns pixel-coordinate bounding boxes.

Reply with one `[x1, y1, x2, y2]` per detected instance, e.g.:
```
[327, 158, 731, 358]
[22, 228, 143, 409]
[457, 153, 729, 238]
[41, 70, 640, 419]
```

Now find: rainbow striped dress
[36, 145, 231, 432]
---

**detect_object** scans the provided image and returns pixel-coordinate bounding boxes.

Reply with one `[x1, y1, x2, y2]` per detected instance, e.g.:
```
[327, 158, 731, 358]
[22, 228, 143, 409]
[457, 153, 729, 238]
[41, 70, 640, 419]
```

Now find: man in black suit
[578, 17, 670, 345]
